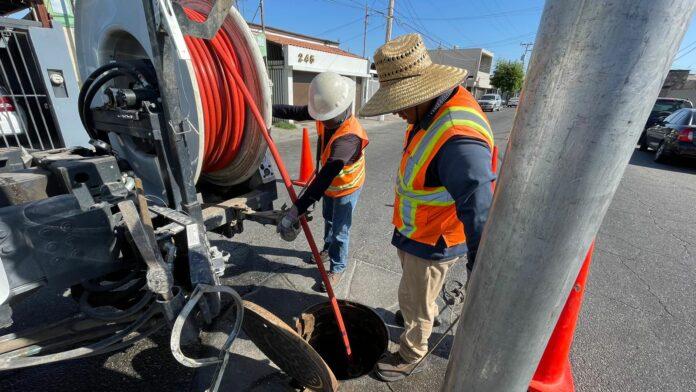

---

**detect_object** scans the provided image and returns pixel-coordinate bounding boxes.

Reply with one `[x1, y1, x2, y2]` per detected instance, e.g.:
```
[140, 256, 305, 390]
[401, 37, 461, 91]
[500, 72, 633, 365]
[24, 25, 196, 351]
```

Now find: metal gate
[0, 22, 62, 150]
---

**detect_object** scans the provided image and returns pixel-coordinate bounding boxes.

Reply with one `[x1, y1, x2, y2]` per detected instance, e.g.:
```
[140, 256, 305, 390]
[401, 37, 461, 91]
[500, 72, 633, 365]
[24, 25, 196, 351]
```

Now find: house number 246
[298, 53, 315, 64]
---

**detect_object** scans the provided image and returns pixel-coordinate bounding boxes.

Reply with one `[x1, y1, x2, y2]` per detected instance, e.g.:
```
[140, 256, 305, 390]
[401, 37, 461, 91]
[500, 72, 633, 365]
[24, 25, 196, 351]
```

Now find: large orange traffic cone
[292, 127, 315, 187]
[529, 242, 595, 392]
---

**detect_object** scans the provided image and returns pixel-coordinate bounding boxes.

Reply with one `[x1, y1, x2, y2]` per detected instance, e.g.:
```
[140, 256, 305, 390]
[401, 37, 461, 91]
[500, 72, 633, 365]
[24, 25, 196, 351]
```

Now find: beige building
[660, 69, 696, 103]
[428, 47, 495, 99]
[247, 23, 370, 120]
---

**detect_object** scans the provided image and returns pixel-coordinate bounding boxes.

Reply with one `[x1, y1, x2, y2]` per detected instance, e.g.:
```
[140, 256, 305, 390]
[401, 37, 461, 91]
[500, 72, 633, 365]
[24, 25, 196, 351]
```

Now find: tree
[490, 60, 524, 97]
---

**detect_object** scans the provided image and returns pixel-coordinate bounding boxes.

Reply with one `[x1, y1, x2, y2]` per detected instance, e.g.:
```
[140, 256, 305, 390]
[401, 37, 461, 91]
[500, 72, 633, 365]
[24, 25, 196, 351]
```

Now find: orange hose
[184, 8, 245, 172]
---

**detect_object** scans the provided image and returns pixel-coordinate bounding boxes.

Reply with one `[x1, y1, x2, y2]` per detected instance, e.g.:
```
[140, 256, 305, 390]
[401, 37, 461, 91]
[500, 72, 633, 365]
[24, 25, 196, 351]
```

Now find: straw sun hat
[359, 34, 468, 117]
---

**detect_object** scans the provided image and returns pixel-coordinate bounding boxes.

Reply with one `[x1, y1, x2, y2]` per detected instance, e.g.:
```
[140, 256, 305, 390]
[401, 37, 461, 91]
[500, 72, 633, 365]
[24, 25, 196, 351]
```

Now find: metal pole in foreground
[441, 1, 695, 391]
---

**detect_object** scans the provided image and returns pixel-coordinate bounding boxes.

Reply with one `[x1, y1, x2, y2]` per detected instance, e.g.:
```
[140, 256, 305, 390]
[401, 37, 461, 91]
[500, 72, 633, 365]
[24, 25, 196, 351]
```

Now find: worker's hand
[277, 205, 301, 242]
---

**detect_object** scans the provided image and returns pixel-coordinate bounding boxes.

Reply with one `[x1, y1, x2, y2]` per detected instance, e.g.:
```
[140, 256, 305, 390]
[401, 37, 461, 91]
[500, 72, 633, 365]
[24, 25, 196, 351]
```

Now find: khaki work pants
[397, 249, 458, 363]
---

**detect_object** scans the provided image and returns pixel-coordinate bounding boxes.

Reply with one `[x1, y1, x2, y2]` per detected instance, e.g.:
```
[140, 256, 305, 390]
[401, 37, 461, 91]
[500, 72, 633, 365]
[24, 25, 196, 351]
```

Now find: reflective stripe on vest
[317, 116, 369, 197]
[327, 155, 366, 193]
[401, 107, 493, 189]
[393, 87, 494, 246]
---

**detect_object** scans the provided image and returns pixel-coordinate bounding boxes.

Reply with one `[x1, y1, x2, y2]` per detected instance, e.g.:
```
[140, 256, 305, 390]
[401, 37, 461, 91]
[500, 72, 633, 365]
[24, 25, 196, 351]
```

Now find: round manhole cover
[242, 301, 338, 392]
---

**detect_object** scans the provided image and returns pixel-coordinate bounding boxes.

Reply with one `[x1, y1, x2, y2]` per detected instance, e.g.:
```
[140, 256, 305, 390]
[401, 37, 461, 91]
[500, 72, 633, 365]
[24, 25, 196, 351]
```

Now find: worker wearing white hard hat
[275, 72, 369, 291]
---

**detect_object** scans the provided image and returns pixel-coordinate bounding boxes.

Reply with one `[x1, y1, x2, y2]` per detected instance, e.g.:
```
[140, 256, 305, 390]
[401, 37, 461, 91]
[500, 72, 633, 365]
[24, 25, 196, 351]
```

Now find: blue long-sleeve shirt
[391, 89, 495, 270]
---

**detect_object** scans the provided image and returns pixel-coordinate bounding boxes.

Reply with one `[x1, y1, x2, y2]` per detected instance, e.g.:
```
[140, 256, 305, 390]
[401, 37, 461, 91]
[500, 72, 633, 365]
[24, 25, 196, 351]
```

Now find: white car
[507, 97, 519, 107]
[0, 87, 27, 139]
[478, 94, 503, 112]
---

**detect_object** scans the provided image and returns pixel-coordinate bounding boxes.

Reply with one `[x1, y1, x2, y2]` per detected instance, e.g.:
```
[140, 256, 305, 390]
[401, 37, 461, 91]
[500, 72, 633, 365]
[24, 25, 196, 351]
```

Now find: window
[653, 99, 690, 113]
[664, 109, 683, 124]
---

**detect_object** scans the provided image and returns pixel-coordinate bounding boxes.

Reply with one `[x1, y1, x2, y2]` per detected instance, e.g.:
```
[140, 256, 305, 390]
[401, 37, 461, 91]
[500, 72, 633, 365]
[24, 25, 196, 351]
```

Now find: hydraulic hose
[179, 6, 354, 360]
[78, 62, 147, 138]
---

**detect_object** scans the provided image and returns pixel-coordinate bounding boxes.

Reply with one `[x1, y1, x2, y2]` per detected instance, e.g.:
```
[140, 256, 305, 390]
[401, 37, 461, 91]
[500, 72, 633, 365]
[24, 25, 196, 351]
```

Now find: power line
[474, 0, 510, 38]
[416, 6, 541, 21]
[342, 21, 385, 43]
[492, 0, 521, 35]
[676, 39, 696, 55]
[674, 45, 696, 62]
[250, 1, 260, 23]
[316, 15, 365, 36]
[420, 0, 475, 45]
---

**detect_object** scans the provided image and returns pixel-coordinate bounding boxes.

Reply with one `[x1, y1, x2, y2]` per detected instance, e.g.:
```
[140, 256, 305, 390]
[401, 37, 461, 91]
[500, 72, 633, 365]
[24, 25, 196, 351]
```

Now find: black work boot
[394, 310, 441, 328]
[374, 351, 423, 382]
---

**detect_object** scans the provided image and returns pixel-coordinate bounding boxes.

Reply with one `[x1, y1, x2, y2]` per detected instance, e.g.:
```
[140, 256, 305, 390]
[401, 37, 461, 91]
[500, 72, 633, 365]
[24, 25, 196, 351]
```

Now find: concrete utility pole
[520, 42, 533, 70]
[385, 0, 395, 42]
[362, 2, 369, 58]
[441, 1, 695, 391]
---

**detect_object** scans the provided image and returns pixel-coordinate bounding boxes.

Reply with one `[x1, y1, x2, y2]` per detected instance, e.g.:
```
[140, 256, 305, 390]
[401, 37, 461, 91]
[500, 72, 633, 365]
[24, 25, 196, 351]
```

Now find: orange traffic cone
[292, 127, 315, 187]
[529, 242, 595, 392]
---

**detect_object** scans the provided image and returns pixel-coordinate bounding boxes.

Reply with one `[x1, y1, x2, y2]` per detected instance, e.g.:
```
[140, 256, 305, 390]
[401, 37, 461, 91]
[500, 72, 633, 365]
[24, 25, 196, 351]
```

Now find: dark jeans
[322, 188, 362, 273]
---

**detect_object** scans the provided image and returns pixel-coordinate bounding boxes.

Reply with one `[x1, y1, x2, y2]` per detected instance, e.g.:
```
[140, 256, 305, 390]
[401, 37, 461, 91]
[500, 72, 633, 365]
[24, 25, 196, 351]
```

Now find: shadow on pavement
[629, 148, 696, 174]
[0, 332, 194, 392]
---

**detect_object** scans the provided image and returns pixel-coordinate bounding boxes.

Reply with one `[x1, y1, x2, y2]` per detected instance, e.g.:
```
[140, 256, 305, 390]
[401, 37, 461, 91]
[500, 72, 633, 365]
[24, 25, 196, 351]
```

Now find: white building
[428, 47, 495, 99]
[247, 23, 370, 119]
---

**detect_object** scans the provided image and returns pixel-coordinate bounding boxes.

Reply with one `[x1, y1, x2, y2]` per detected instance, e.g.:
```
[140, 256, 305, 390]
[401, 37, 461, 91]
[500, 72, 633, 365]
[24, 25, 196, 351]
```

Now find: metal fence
[0, 26, 61, 150]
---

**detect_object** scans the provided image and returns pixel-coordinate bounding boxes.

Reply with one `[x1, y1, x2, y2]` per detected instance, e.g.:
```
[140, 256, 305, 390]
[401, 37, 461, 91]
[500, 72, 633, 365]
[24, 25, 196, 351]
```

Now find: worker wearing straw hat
[360, 34, 495, 381]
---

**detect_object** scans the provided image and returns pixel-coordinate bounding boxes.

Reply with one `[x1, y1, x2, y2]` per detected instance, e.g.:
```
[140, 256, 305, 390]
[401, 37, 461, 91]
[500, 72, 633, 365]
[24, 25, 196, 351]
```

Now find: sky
[237, 0, 696, 72]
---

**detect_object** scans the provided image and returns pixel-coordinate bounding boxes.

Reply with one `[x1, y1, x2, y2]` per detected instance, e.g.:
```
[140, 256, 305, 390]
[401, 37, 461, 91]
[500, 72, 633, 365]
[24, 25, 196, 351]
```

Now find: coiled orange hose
[184, 7, 245, 172]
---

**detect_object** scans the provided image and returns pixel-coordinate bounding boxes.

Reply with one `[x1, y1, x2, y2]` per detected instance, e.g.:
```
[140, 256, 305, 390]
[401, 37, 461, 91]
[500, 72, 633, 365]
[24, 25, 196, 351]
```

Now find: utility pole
[362, 2, 369, 58]
[385, 0, 395, 42]
[259, 0, 266, 36]
[441, 1, 695, 391]
[520, 42, 533, 69]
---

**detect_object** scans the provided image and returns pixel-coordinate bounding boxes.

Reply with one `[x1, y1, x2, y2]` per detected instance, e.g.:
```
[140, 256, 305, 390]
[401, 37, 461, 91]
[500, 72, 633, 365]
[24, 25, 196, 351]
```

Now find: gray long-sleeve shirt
[391, 89, 495, 269]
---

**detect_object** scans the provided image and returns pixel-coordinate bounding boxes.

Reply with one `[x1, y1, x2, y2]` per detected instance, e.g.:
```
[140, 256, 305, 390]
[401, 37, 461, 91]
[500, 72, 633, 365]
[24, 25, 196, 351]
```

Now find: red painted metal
[529, 242, 594, 392]
[491, 145, 499, 192]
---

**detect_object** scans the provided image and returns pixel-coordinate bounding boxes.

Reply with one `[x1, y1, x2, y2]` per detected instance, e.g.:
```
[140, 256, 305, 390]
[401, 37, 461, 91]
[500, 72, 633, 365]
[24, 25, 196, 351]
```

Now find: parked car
[478, 94, 502, 112]
[0, 86, 27, 140]
[638, 97, 693, 151]
[507, 96, 519, 107]
[644, 108, 696, 163]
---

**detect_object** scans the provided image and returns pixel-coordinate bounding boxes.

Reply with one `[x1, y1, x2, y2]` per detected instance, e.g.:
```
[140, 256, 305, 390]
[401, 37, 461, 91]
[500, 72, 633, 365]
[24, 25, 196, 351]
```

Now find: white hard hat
[308, 72, 356, 121]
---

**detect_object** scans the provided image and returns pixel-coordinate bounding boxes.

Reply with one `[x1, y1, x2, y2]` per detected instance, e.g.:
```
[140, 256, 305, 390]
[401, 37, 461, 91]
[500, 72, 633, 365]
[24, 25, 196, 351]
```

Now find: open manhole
[296, 300, 389, 380]
[242, 300, 389, 391]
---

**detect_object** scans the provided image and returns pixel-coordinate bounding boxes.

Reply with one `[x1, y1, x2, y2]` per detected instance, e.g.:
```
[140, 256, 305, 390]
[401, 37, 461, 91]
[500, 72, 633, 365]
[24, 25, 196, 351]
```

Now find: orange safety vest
[392, 86, 495, 247]
[316, 115, 369, 198]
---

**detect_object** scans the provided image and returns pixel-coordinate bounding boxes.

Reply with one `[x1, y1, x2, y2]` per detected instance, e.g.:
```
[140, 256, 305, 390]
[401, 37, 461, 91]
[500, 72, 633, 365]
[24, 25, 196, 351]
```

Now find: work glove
[277, 205, 301, 242]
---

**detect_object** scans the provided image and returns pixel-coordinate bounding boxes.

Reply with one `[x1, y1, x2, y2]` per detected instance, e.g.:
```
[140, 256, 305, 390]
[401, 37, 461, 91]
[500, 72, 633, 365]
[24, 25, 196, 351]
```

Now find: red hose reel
[183, 7, 246, 173]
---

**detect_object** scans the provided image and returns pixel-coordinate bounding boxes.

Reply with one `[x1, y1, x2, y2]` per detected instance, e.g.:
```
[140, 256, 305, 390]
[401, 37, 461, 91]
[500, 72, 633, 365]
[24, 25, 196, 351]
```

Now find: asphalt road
[2, 107, 695, 391]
